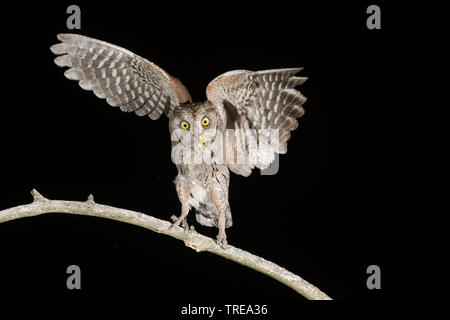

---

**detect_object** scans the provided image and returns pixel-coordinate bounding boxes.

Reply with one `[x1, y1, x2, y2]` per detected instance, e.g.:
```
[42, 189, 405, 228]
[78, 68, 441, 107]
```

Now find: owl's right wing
[50, 34, 191, 119]
[206, 68, 307, 176]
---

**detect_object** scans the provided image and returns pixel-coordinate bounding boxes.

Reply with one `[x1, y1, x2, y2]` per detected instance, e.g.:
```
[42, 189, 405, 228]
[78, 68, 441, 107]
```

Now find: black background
[0, 0, 444, 312]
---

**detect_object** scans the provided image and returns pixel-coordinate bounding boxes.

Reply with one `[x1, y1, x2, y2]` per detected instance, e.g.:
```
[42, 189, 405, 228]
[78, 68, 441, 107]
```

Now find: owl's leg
[170, 180, 190, 231]
[216, 213, 227, 248]
[211, 189, 228, 248]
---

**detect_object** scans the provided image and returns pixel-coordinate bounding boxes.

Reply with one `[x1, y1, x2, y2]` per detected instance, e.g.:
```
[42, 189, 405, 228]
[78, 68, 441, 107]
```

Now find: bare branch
[0, 189, 332, 300]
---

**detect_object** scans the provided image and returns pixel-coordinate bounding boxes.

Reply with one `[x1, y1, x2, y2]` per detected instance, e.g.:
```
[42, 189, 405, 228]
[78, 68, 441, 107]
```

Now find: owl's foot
[216, 230, 228, 248]
[169, 215, 190, 231]
[181, 218, 189, 231]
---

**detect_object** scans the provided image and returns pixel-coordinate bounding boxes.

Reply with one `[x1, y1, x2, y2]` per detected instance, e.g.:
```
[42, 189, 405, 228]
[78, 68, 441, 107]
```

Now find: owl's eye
[201, 117, 210, 127]
[180, 121, 190, 130]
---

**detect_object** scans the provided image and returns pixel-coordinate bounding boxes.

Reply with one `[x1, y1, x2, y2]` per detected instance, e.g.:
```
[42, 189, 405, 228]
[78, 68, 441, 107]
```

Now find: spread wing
[50, 34, 191, 119]
[206, 68, 307, 176]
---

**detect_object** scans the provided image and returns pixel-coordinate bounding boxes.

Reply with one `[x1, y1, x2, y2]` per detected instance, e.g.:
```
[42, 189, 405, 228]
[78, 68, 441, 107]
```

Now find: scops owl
[50, 34, 307, 247]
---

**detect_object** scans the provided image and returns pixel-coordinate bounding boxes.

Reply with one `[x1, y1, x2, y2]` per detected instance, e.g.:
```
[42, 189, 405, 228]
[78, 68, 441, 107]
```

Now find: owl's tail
[195, 204, 232, 228]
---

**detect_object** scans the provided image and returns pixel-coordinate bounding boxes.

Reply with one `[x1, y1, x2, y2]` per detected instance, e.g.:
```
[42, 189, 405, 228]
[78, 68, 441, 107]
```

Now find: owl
[50, 34, 307, 247]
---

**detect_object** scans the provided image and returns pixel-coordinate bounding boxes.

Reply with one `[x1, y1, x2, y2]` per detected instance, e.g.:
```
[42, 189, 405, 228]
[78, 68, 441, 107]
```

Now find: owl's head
[169, 101, 223, 150]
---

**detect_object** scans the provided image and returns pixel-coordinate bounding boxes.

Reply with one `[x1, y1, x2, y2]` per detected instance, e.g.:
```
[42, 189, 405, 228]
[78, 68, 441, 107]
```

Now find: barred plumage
[50, 33, 191, 119]
[206, 68, 307, 176]
[50, 34, 307, 247]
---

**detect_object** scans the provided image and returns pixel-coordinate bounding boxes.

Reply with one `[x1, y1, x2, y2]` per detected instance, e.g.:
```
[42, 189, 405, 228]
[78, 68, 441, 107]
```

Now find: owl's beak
[199, 135, 206, 150]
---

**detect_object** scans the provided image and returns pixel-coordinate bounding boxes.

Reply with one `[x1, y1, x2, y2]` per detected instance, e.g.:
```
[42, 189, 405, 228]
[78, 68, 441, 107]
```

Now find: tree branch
[0, 189, 332, 300]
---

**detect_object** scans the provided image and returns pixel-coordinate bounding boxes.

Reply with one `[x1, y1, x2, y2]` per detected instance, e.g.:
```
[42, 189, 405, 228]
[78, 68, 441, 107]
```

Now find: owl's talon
[216, 232, 228, 248]
[169, 219, 181, 230]
[181, 219, 189, 231]
[169, 217, 190, 231]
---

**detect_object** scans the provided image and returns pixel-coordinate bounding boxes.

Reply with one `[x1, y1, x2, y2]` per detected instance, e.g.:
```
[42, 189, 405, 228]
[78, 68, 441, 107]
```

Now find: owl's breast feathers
[176, 164, 232, 228]
[177, 163, 229, 197]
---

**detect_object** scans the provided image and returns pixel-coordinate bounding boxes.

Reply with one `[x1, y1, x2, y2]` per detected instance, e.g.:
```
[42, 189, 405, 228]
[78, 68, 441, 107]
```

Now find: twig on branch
[0, 189, 332, 300]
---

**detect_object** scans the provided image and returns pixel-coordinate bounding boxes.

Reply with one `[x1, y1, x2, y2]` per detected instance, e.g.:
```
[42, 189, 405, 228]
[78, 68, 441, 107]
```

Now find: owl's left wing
[206, 68, 307, 176]
[50, 34, 191, 119]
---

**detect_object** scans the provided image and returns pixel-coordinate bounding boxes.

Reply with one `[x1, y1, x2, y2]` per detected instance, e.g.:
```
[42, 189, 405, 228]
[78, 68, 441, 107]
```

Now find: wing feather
[50, 34, 191, 119]
[206, 68, 307, 176]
